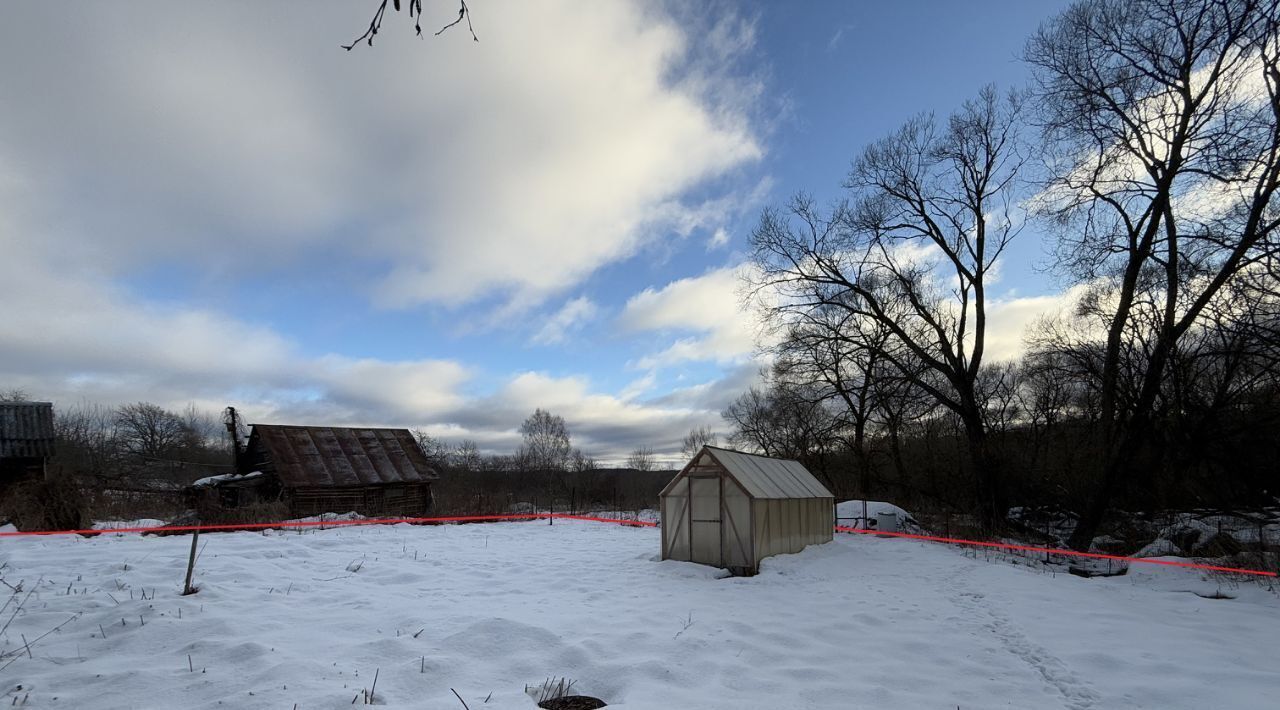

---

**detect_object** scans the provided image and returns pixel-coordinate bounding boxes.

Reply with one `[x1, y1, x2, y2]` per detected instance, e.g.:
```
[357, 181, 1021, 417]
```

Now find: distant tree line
[413, 408, 690, 515]
[728, 0, 1280, 549]
[0, 391, 232, 487]
[0, 392, 232, 528]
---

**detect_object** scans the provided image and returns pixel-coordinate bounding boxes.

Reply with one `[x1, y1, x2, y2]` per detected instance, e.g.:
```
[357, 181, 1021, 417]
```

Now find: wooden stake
[182, 528, 200, 596]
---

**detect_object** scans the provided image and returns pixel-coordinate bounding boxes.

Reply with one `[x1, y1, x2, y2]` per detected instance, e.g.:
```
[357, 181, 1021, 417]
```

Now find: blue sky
[0, 0, 1073, 463]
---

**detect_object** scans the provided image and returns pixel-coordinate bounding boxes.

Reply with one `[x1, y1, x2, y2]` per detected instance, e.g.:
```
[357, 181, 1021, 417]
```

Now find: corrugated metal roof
[702, 446, 833, 500]
[0, 402, 56, 459]
[249, 425, 439, 488]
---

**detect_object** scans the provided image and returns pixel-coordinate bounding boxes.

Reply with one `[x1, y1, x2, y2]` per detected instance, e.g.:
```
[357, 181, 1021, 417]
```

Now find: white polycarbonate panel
[688, 476, 721, 566]
[689, 476, 719, 520]
[704, 447, 834, 499]
[661, 477, 689, 561]
[722, 479, 752, 568]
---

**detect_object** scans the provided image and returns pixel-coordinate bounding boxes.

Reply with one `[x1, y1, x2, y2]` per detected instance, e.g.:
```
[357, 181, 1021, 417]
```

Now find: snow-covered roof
[192, 471, 266, 488]
[664, 446, 834, 500]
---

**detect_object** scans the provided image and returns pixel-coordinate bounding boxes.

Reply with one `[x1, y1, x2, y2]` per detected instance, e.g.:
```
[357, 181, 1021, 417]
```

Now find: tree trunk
[964, 418, 1004, 533]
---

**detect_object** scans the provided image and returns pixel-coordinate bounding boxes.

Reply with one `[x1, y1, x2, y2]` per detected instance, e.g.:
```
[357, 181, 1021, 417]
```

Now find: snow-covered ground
[1, 519, 1277, 709]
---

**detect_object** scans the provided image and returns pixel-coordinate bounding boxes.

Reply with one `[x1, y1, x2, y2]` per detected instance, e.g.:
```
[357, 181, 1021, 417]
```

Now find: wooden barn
[660, 446, 834, 575]
[0, 401, 55, 491]
[202, 424, 439, 518]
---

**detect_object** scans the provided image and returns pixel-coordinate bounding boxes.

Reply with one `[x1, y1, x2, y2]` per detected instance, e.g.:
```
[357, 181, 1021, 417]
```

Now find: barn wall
[287, 482, 432, 518]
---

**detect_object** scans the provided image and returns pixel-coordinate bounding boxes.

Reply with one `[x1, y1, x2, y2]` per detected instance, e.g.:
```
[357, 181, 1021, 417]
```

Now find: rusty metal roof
[248, 425, 438, 488]
[0, 402, 55, 459]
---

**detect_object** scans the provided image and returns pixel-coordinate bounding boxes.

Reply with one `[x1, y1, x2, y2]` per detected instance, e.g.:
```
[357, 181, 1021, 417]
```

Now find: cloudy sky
[0, 0, 1072, 464]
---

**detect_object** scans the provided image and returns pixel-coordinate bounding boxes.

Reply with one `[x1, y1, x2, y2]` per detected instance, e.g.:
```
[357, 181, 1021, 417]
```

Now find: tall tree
[769, 303, 899, 500]
[680, 426, 719, 459]
[517, 408, 572, 472]
[114, 402, 186, 460]
[626, 446, 656, 472]
[451, 439, 482, 471]
[1026, 0, 1280, 548]
[748, 87, 1026, 530]
[722, 382, 845, 490]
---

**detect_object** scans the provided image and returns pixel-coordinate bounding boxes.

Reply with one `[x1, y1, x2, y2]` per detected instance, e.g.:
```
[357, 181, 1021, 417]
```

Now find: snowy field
[2, 519, 1278, 709]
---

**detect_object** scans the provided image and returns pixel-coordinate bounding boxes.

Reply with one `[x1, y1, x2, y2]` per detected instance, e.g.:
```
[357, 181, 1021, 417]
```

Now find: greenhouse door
[688, 476, 722, 566]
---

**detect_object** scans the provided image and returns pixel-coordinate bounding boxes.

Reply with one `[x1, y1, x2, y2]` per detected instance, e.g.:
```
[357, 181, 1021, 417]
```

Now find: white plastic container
[875, 509, 899, 533]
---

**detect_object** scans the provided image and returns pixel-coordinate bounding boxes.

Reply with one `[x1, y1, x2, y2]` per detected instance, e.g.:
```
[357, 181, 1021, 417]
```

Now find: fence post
[181, 527, 200, 596]
[549, 496, 554, 525]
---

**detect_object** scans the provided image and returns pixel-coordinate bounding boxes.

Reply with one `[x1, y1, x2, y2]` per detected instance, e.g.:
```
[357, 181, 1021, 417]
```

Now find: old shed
[660, 446, 834, 575]
[236, 424, 439, 518]
[0, 401, 55, 487]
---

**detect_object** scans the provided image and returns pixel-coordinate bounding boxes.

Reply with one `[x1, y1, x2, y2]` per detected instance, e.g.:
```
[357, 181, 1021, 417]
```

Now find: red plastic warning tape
[1, 515, 1269, 577]
[0, 513, 655, 538]
[834, 525, 1277, 577]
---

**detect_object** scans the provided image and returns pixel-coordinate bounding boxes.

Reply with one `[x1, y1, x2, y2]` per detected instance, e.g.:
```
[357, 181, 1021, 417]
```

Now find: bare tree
[114, 402, 186, 460]
[179, 404, 222, 455]
[722, 382, 846, 491]
[723, 387, 770, 454]
[53, 402, 124, 482]
[1026, 0, 1280, 548]
[517, 408, 572, 472]
[626, 446, 656, 472]
[680, 426, 719, 459]
[451, 439, 482, 471]
[344, 0, 477, 50]
[0, 388, 31, 402]
[569, 448, 598, 473]
[412, 429, 450, 467]
[748, 86, 1026, 529]
[768, 303, 901, 499]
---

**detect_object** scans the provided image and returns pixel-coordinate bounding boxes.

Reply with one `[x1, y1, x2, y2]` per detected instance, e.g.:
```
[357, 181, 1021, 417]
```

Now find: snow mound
[835, 499, 921, 531]
[1, 519, 1276, 708]
[92, 519, 168, 531]
[1132, 538, 1180, 558]
[285, 511, 367, 525]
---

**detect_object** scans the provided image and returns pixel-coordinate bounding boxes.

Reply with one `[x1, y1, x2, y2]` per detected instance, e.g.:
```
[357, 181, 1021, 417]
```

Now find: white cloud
[620, 265, 763, 368]
[476, 371, 718, 462]
[0, 0, 776, 464]
[826, 24, 856, 53]
[531, 297, 600, 346]
[0, 255, 736, 462]
[707, 227, 731, 250]
[981, 285, 1090, 363]
[0, 1, 763, 313]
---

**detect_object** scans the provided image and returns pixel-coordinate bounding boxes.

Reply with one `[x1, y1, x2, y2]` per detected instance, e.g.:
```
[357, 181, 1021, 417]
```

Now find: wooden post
[182, 528, 200, 596]
[549, 496, 554, 525]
